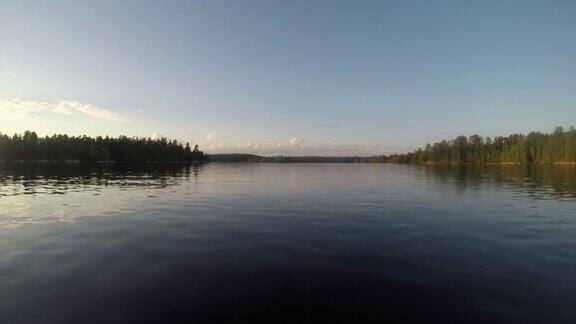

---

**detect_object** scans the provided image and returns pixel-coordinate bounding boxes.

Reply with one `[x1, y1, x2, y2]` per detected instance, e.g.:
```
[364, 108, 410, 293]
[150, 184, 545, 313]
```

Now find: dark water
[1, 163, 575, 323]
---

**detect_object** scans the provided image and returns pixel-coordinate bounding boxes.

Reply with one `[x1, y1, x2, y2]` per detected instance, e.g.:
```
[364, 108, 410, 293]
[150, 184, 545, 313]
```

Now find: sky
[1, 0, 575, 155]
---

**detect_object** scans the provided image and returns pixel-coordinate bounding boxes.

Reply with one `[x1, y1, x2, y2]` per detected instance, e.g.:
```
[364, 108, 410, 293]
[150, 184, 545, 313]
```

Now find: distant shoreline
[208, 156, 576, 165]
[1, 159, 575, 166]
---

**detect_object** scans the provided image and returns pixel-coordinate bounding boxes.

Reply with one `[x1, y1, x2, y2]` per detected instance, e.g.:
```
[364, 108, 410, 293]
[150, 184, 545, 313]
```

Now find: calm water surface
[1, 163, 575, 323]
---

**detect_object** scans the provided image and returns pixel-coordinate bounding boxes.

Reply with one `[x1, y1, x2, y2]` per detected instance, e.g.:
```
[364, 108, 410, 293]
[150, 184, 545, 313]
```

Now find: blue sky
[1, 0, 575, 155]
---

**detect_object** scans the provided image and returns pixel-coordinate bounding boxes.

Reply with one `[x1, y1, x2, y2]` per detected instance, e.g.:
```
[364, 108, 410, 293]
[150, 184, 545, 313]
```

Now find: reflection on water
[3, 163, 575, 198]
[0, 164, 203, 227]
[0, 163, 201, 196]
[421, 164, 576, 200]
[0, 163, 575, 323]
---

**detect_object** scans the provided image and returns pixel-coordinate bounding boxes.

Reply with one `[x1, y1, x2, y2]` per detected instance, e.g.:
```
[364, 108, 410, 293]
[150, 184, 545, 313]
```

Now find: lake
[1, 163, 575, 323]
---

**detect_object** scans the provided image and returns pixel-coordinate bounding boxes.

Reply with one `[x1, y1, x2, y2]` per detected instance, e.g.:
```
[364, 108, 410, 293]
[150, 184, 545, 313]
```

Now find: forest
[358, 127, 576, 164]
[211, 127, 576, 165]
[1, 127, 575, 164]
[0, 131, 206, 162]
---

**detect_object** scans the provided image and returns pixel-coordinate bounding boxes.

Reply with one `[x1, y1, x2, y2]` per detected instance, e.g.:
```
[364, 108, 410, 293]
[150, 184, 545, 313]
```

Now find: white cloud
[0, 98, 128, 122]
[200, 139, 413, 157]
[289, 137, 306, 147]
[150, 132, 165, 140]
[9, 72, 29, 81]
[206, 131, 215, 142]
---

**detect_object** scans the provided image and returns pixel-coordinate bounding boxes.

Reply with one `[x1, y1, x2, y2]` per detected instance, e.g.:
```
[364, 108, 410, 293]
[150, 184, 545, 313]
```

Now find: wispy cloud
[206, 131, 215, 142]
[203, 142, 411, 156]
[9, 72, 25, 80]
[289, 137, 306, 147]
[200, 136, 413, 156]
[150, 132, 166, 140]
[0, 98, 129, 122]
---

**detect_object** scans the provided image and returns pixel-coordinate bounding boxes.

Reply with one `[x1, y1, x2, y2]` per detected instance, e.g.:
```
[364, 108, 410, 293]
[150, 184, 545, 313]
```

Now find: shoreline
[0, 160, 206, 164]
[2, 160, 574, 166]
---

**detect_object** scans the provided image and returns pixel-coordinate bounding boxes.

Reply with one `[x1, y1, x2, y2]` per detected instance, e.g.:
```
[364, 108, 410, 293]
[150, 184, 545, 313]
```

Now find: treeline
[207, 127, 576, 165]
[359, 127, 576, 164]
[5, 128, 574, 165]
[0, 131, 206, 163]
[207, 154, 264, 162]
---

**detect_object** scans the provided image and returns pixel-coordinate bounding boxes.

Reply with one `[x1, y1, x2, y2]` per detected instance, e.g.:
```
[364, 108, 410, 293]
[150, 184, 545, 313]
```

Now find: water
[1, 163, 575, 323]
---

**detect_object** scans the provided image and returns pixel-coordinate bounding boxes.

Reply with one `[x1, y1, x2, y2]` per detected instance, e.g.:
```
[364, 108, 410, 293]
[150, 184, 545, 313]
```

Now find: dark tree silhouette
[357, 127, 576, 164]
[0, 132, 207, 163]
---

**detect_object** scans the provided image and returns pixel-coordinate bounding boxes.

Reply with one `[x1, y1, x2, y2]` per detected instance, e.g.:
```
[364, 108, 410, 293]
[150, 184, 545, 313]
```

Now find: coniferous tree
[357, 127, 576, 164]
[0, 131, 206, 163]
